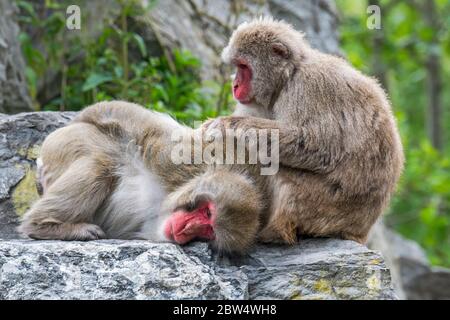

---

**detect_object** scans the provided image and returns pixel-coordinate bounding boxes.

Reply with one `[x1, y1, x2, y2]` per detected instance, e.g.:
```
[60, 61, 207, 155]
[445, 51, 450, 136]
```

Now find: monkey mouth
[173, 220, 215, 244]
[164, 204, 216, 245]
[232, 59, 253, 104]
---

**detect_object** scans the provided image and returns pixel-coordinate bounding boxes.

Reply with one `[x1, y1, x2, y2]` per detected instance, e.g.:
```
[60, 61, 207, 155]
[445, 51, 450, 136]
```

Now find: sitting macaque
[19, 101, 269, 254]
[205, 17, 404, 244]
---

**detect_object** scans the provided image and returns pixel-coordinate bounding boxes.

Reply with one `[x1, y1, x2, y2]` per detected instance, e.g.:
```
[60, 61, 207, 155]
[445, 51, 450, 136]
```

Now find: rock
[0, 0, 33, 114]
[233, 239, 396, 300]
[0, 112, 75, 239]
[21, 0, 340, 105]
[141, 0, 341, 80]
[268, 0, 340, 55]
[368, 221, 450, 299]
[0, 238, 396, 300]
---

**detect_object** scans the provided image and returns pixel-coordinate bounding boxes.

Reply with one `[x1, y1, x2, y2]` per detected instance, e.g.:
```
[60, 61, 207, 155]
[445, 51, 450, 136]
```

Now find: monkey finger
[204, 118, 227, 138]
[201, 118, 215, 131]
[76, 223, 106, 241]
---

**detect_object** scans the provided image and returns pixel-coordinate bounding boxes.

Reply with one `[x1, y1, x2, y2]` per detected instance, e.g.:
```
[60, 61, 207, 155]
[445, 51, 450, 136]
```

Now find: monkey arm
[205, 116, 342, 173]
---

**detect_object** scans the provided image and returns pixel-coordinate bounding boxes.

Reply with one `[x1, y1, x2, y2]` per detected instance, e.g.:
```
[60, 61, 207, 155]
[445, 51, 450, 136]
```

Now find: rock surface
[143, 0, 341, 79]
[368, 222, 450, 300]
[0, 0, 33, 114]
[21, 0, 341, 105]
[0, 112, 75, 239]
[0, 238, 396, 300]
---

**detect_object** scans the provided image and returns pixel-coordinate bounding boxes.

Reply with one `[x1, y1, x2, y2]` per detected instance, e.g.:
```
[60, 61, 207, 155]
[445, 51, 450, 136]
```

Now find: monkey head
[160, 169, 263, 255]
[221, 17, 306, 109]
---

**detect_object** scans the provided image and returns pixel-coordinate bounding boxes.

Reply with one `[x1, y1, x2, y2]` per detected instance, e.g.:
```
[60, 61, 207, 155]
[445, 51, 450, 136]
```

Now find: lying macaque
[19, 101, 270, 254]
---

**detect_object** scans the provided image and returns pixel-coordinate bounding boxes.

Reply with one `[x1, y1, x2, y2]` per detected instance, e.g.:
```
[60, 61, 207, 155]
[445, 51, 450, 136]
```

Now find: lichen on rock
[12, 165, 39, 217]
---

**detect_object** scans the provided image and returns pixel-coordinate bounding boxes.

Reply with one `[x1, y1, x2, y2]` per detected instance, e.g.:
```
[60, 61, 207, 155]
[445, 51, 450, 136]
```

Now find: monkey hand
[200, 118, 216, 131]
[203, 116, 242, 132]
[204, 116, 280, 137]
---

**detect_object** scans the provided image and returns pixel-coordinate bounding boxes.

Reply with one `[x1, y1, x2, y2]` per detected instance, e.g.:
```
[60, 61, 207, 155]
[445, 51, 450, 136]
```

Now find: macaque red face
[232, 58, 252, 104]
[162, 170, 263, 254]
[163, 202, 216, 245]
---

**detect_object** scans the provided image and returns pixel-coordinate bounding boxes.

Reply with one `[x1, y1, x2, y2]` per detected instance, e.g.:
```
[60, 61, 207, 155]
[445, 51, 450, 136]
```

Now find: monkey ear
[271, 42, 290, 59]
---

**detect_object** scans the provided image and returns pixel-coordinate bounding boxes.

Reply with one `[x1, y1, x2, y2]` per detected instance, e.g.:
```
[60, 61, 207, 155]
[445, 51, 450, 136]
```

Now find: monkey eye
[206, 207, 212, 218]
[237, 63, 248, 69]
[185, 202, 195, 212]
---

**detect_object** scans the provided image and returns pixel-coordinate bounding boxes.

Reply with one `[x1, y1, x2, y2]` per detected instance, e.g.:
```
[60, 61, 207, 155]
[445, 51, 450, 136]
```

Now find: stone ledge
[0, 238, 397, 300]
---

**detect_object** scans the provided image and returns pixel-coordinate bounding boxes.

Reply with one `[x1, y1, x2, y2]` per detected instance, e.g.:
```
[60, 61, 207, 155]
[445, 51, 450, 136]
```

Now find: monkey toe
[75, 223, 106, 240]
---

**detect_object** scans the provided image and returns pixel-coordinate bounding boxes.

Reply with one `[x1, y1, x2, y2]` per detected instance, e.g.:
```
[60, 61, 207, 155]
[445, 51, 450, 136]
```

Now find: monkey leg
[256, 173, 300, 245]
[258, 187, 298, 244]
[341, 233, 368, 244]
[258, 224, 295, 244]
[21, 220, 106, 241]
[259, 203, 363, 245]
[261, 201, 370, 246]
[19, 156, 115, 241]
[258, 212, 298, 245]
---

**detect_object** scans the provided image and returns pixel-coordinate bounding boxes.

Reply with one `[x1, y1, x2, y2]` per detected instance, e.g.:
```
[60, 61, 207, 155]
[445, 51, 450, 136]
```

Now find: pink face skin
[164, 202, 216, 245]
[232, 58, 253, 104]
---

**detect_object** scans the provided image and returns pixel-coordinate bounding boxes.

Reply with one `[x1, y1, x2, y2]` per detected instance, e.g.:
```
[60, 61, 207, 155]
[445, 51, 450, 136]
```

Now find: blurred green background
[337, 0, 450, 267]
[14, 0, 450, 266]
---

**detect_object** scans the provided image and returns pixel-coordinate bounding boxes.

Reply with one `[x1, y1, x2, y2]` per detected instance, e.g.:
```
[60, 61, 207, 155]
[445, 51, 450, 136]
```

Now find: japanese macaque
[206, 17, 404, 244]
[19, 101, 268, 254]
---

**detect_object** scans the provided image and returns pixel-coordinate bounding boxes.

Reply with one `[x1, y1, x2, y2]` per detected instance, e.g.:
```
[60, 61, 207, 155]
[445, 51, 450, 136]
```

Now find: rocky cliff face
[0, 0, 33, 114]
[18, 0, 341, 105]
[0, 239, 396, 300]
[369, 222, 450, 300]
[142, 0, 341, 80]
[0, 112, 75, 239]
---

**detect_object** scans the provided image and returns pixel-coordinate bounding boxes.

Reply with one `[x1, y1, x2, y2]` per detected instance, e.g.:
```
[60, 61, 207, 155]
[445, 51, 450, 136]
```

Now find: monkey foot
[73, 223, 106, 240]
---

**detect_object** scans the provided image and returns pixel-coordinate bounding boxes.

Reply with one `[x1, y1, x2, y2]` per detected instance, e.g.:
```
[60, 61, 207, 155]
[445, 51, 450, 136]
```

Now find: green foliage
[338, 0, 450, 266]
[16, 0, 66, 105]
[16, 0, 232, 123]
[391, 139, 450, 265]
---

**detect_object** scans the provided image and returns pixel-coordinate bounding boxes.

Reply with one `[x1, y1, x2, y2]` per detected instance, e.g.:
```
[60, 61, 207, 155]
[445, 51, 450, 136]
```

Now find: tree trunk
[422, 0, 443, 151]
[369, 0, 388, 91]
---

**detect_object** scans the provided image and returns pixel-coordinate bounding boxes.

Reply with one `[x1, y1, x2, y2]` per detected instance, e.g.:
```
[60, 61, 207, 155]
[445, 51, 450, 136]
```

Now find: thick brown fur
[19, 101, 267, 254]
[211, 17, 404, 244]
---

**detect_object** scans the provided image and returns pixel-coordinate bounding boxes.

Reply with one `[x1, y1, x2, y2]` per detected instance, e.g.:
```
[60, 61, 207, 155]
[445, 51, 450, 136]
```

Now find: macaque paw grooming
[205, 116, 277, 134]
